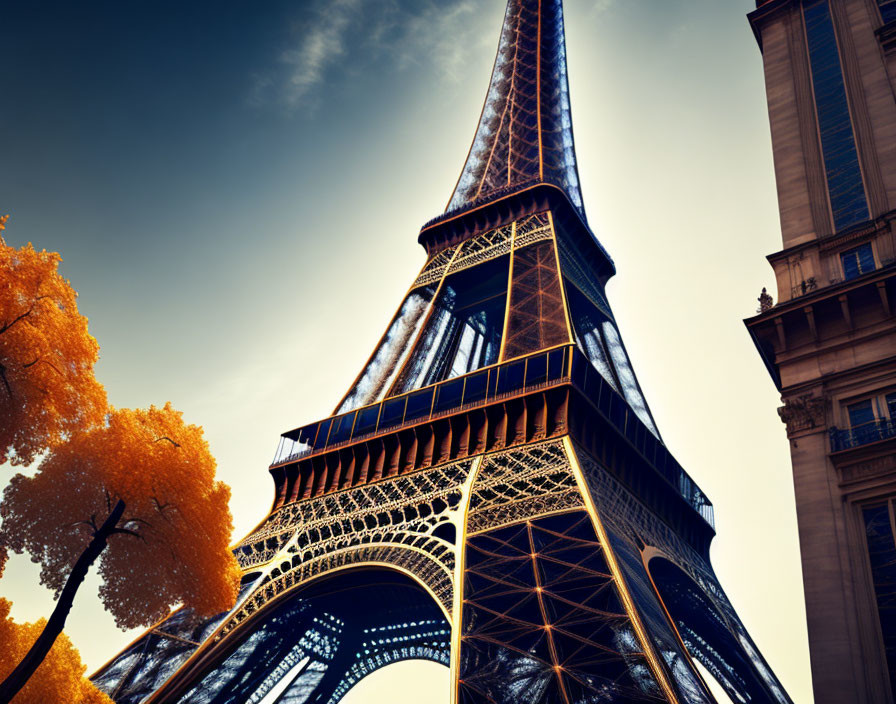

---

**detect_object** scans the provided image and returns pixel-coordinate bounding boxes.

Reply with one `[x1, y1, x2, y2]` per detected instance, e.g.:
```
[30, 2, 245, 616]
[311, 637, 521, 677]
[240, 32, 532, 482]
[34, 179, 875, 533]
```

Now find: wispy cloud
[387, 1, 481, 82]
[249, 0, 492, 114]
[281, 0, 360, 109]
[249, 0, 360, 113]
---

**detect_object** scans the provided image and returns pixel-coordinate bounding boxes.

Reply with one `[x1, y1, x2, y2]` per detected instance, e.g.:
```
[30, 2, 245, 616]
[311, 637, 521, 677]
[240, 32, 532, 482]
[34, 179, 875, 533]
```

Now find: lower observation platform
[266, 345, 715, 553]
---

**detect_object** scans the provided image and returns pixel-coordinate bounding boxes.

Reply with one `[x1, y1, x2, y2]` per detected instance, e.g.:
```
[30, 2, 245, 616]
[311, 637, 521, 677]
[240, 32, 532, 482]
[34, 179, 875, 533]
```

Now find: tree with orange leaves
[0, 599, 111, 704]
[0, 215, 107, 466]
[0, 404, 241, 702]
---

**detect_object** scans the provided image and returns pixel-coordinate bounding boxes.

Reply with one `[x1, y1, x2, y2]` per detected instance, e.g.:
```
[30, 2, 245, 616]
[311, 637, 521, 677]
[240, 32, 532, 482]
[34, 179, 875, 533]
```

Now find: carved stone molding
[778, 394, 828, 436]
[836, 452, 896, 485]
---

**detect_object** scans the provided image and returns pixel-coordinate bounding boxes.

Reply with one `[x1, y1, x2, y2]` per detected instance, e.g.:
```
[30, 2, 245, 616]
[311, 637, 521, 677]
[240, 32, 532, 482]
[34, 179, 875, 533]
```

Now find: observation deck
[270, 345, 715, 541]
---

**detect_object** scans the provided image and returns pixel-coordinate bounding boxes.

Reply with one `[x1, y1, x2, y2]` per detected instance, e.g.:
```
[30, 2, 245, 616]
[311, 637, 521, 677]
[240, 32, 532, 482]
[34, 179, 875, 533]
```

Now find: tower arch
[170, 565, 451, 704]
[645, 554, 787, 704]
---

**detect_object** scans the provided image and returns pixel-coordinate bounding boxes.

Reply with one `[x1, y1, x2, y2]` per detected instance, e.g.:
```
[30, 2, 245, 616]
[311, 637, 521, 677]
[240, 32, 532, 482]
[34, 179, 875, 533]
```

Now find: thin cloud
[389, 1, 481, 83]
[249, 0, 360, 113]
[280, 0, 360, 108]
[249, 0, 489, 114]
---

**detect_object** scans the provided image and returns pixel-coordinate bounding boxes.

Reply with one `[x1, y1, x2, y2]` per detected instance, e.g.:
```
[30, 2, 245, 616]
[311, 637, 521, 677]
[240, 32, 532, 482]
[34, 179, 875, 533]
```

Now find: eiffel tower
[92, 2, 793, 702]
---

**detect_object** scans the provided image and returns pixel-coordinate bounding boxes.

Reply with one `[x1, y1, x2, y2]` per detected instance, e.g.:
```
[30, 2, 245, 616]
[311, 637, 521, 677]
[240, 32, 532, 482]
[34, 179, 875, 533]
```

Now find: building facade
[746, 0, 896, 701]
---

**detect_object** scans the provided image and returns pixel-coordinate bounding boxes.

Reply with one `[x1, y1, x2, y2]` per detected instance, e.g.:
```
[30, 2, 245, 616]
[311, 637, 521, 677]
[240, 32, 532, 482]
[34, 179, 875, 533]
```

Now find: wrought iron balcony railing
[829, 418, 896, 452]
[272, 344, 714, 528]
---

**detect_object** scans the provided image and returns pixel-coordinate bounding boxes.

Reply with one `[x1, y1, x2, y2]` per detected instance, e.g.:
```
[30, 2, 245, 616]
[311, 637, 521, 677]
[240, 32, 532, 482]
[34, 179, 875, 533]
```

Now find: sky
[0, 0, 812, 702]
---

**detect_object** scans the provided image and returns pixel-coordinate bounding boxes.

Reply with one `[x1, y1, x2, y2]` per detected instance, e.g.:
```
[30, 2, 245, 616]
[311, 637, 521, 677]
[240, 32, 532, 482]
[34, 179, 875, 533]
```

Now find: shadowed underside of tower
[92, 2, 793, 703]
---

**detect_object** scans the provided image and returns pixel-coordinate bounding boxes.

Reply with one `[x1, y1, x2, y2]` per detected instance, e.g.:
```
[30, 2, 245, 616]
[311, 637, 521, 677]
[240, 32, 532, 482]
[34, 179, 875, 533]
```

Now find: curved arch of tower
[93, 1, 793, 702]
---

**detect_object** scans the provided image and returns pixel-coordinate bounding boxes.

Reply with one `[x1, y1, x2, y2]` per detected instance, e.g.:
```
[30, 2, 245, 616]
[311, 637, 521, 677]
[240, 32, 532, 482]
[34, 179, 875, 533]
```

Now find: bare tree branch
[0, 365, 11, 400]
[109, 527, 145, 541]
[20, 357, 62, 376]
[0, 295, 49, 336]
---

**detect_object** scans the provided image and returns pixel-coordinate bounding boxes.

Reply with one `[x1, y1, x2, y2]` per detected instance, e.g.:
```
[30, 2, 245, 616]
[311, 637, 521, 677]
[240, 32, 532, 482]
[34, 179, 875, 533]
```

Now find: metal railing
[271, 344, 715, 528]
[830, 418, 896, 452]
[272, 346, 573, 466]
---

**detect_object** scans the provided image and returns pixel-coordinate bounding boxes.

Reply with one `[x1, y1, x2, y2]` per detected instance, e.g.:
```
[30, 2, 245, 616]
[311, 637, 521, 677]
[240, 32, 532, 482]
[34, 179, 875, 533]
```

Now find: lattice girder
[447, 0, 584, 216]
[173, 569, 450, 704]
[101, 437, 791, 704]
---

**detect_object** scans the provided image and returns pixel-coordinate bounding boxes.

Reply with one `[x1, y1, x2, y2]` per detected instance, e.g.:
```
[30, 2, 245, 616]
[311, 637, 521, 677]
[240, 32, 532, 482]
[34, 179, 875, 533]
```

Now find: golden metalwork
[467, 438, 582, 534]
[448, 0, 584, 213]
[569, 440, 789, 702]
[565, 437, 680, 703]
[453, 439, 685, 703]
[555, 229, 613, 317]
[502, 237, 569, 359]
[412, 213, 553, 291]
[234, 457, 475, 596]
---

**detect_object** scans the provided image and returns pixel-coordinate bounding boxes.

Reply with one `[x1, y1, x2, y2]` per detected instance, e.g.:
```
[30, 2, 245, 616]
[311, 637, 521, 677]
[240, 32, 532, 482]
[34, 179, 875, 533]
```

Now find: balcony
[830, 419, 896, 452]
[271, 344, 714, 528]
[272, 346, 572, 465]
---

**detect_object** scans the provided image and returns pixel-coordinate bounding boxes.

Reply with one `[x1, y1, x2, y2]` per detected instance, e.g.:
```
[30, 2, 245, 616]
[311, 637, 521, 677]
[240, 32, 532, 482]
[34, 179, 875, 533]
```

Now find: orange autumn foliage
[0, 215, 107, 466]
[0, 599, 111, 704]
[1, 404, 241, 630]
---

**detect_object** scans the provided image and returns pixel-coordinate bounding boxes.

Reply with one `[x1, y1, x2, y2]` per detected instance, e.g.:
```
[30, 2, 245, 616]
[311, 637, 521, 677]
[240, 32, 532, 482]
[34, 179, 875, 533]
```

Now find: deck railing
[271, 344, 715, 528]
[830, 418, 896, 452]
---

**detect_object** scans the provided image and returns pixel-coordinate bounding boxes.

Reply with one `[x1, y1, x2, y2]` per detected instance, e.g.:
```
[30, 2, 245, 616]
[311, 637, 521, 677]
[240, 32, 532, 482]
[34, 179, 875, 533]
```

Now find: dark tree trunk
[0, 498, 126, 704]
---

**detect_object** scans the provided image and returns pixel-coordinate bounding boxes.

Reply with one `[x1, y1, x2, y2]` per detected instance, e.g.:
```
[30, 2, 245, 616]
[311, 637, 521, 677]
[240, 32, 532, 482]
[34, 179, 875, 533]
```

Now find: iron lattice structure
[93, 1, 793, 702]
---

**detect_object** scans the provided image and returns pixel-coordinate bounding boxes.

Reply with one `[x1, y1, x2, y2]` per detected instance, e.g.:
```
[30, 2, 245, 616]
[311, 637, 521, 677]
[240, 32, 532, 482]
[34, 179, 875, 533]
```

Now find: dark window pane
[886, 393, 896, 418]
[863, 503, 896, 695]
[804, 0, 870, 231]
[525, 354, 548, 386]
[315, 418, 333, 446]
[496, 358, 526, 396]
[841, 243, 875, 280]
[848, 400, 875, 427]
[297, 423, 319, 447]
[570, 350, 588, 387]
[434, 377, 464, 414]
[463, 370, 489, 404]
[880, 0, 896, 24]
[547, 348, 566, 380]
[404, 388, 434, 422]
[858, 243, 876, 273]
[353, 405, 380, 436]
[328, 412, 356, 445]
[379, 396, 407, 429]
[841, 250, 860, 280]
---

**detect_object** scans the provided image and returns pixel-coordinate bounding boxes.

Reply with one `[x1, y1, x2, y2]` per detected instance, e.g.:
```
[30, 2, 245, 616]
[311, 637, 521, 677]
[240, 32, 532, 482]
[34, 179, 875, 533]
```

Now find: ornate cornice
[778, 394, 828, 436]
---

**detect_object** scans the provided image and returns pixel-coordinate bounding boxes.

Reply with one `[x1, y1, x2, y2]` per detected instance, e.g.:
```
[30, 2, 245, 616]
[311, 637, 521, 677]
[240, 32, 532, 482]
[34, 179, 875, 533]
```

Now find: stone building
[746, 0, 896, 701]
